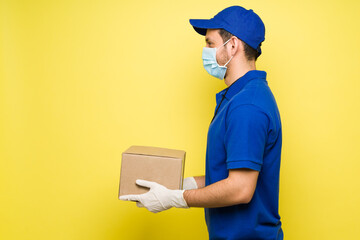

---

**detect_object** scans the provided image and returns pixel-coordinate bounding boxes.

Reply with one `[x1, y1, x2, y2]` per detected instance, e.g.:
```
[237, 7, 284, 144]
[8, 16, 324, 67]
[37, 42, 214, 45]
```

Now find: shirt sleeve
[224, 104, 269, 171]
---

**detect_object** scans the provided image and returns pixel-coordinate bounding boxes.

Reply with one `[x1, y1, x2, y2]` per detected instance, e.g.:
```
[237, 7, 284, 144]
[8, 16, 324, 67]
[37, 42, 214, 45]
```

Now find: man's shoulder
[229, 80, 272, 109]
[227, 80, 280, 127]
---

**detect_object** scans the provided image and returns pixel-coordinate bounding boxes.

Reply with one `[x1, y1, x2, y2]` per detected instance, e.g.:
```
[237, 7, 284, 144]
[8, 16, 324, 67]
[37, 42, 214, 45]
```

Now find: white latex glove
[183, 177, 198, 190]
[119, 179, 189, 213]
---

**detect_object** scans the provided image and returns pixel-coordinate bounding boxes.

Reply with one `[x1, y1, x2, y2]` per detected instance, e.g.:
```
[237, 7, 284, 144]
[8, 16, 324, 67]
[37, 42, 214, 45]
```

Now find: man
[120, 6, 283, 240]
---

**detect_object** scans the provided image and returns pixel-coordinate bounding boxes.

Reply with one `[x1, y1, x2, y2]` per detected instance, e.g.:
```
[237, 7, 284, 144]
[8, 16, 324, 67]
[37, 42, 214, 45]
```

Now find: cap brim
[189, 19, 222, 36]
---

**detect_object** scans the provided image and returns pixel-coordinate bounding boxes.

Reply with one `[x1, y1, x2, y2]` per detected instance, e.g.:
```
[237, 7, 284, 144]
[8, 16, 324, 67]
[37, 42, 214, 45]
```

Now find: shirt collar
[216, 70, 267, 104]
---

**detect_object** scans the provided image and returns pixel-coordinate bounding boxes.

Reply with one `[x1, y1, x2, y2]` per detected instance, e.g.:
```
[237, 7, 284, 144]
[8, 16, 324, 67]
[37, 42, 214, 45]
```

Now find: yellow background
[1, 0, 360, 239]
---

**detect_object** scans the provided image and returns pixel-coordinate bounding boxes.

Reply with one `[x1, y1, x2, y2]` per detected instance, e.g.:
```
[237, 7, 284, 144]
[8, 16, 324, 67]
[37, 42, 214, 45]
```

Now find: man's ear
[230, 36, 242, 55]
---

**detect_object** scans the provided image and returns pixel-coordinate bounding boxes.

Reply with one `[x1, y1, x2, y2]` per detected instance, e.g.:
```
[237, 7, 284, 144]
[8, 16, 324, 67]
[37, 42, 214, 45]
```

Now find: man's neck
[224, 61, 256, 87]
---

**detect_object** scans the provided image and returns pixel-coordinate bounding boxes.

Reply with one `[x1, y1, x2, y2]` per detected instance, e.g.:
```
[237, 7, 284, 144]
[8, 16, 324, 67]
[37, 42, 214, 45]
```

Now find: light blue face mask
[202, 38, 233, 80]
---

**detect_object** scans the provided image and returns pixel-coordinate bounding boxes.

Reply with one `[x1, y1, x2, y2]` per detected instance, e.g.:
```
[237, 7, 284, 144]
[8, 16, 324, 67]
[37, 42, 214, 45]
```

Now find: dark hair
[218, 29, 259, 61]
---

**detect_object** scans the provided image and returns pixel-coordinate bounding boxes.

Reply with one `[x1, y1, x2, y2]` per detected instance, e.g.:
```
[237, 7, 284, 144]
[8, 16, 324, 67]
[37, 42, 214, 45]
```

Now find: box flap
[124, 145, 185, 159]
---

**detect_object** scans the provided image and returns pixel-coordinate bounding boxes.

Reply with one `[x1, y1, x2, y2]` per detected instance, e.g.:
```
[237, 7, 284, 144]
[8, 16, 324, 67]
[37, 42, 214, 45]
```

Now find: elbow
[226, 169, 258, 205]
[241, 192, 254, 204]
[234, 188, 255, 204]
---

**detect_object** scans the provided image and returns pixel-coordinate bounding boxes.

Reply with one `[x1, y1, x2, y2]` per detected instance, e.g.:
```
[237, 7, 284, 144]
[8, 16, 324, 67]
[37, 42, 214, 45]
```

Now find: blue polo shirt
[205, 70, 283, 240]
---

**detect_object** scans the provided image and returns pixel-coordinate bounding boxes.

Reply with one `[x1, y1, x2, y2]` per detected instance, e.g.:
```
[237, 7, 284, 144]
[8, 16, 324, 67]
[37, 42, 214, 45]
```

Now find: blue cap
[189, 6, 265, 56]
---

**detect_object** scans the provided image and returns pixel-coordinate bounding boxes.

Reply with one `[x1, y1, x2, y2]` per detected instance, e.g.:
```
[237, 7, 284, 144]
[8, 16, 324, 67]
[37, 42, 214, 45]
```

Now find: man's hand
[119, 179, 189, 213]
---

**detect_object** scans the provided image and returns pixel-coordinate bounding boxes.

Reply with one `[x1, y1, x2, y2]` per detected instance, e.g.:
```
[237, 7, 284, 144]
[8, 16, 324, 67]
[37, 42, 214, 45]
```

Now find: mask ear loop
[216, 38, 232, 52]
[216, 38, 234, 67]
[222, 38, 232, 46]
[219, 38, 234, 67]
[224, 55, 233, 67]
[215, 38, 234, 67]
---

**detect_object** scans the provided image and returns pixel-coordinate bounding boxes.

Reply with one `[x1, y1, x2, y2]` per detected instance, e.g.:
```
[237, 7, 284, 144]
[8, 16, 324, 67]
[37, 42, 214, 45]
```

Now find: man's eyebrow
[205, 38, 212, 43]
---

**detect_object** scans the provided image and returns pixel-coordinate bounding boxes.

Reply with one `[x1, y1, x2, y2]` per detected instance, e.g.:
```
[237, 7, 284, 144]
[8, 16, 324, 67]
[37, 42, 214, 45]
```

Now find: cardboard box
[118, 145, 186, 198]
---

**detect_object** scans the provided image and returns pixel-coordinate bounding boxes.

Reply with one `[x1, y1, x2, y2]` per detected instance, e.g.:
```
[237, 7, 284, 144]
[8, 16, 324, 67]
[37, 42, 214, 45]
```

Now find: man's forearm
[184, 170, 258, 208]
